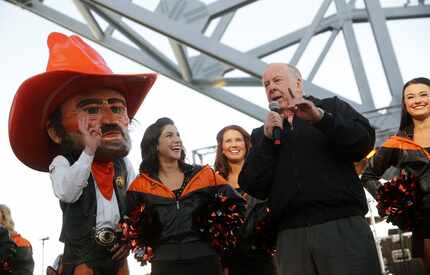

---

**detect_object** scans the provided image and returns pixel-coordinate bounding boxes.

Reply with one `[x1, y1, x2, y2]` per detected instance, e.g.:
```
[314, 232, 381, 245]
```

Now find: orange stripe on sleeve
[382, 136, 430, 159]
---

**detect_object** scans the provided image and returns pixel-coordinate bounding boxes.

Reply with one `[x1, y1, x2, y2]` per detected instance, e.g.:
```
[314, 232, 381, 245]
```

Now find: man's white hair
[285, 64, 302, 94]
[286, 64, 302, 81]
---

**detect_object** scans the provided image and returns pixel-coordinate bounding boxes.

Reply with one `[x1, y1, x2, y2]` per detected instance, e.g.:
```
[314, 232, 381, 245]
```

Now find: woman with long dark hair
[126, 118, 244, 275]
[215, 125, 251, 190]
[361, 77, 430, 273]
[215, 125, 277, 275]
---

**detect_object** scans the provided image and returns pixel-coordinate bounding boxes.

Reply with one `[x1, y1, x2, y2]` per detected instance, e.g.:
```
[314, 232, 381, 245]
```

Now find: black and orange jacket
[0, 230, 34, 275]
[127, 164, 244, 261]
[11, 232, 34, 274]
[361, 135, 430, 207]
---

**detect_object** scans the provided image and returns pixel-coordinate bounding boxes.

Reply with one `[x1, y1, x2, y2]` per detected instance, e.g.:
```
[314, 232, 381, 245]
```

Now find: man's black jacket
[238, 96, 375, 230]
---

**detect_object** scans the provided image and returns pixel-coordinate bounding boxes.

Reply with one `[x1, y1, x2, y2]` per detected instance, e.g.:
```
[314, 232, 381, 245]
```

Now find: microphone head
[269, 101, 281, 113]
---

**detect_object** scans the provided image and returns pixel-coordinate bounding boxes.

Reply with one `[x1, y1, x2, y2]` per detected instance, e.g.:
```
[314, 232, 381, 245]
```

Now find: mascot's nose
[99, 107, 117, 124]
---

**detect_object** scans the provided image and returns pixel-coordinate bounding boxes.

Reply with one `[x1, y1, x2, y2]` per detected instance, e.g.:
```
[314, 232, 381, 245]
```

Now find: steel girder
[6, 0, 430, 145]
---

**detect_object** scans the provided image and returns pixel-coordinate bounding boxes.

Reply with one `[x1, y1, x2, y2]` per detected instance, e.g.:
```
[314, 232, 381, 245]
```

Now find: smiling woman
[126, 117, 245, 275]
[361, 77, 430, 275]
[214, 125, 277, 275]
[214, 125, 250, 189]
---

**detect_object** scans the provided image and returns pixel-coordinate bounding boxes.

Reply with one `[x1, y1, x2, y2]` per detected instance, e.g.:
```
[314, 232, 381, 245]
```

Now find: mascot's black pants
[61, 239, 128, 275]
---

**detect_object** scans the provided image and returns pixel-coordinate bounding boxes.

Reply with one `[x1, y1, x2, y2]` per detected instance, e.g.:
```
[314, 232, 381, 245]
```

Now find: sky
[0, 0, 429, 274]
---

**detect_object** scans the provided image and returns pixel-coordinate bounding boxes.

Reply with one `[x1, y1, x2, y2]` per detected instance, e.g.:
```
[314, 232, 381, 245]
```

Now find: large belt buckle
[95, 228, 116, 247]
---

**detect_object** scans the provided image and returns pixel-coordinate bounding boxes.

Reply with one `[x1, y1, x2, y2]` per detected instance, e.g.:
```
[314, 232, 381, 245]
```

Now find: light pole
[367, 196, 386, 274]
[40, 236, 49, 275]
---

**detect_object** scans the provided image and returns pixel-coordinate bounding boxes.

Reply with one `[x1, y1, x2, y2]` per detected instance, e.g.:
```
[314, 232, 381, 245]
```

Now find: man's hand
[78, 115, 101, 156]
[284, 87, 323, 123]
[263, 111, 283, 139]
[288, 98, 323, 123]
[111, 243, 130, 261]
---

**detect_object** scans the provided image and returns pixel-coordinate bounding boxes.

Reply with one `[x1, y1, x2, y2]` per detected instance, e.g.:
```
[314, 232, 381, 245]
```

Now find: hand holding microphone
[264, 101, 283, 145]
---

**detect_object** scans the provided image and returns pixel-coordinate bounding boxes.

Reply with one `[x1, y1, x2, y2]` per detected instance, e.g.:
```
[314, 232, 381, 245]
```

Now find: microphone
[40, 236, 49, 241]
[269, 101, 281, 145]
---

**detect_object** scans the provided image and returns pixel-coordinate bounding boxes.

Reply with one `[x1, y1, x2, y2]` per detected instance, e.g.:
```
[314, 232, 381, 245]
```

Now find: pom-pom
[247, 204, 277, 256]
[119, 203, 160, 265]
[0, 260, 13, 273]
[193, 192, 244, 257]
[376, 171, 422, 231]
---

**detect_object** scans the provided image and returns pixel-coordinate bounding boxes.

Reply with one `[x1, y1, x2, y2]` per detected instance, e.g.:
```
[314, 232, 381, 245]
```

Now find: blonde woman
[0, 204, 34, 274]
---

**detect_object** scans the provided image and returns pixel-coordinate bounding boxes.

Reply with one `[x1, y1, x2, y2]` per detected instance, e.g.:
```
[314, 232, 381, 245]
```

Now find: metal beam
[302, 82, 362, 111]
[290, 0, 332, 65]
[7, 1, 181, 78]
[73, 0, 104, 40]
[207, 0, 258, 18]
[352, 5, 430, 22]
[308, 29, 339, 82]
[247, 5, 430, 59]
[197, 86, 266, 121]
[363, 0, 404, 102]
[193, 77, 261, 87]
[209, 12, 235, 41]
[169, 40, 193, 81]
[362, 104, 401, 145]
[335, 0, 374, 109]
[86, 0, 266, 78]
[87, 3, 180, 77]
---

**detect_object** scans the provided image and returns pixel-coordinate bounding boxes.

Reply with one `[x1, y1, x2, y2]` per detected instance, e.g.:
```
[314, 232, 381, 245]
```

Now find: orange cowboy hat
[8, 32, 157, 172]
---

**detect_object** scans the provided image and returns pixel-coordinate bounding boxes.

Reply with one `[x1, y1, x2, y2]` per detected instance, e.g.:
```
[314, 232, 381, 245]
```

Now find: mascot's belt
[95, 228, 117, 247]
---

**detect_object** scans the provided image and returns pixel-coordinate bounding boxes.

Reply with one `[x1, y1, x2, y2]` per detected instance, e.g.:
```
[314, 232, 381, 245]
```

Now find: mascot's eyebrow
[77, 98, 127, 108]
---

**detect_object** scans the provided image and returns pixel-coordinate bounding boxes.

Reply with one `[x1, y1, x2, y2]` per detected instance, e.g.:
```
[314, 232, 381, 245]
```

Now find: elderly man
[239, 63, 381, 275]
[8, 32, 156, 274]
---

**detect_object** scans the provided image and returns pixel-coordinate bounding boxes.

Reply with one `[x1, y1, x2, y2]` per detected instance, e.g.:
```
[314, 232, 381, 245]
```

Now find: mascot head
[9, 32, 157, 171]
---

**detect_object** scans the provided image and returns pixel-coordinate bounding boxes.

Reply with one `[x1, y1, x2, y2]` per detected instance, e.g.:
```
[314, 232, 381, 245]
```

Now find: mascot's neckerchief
[91, 161, 114, 200]
[381, 136, 430, 160]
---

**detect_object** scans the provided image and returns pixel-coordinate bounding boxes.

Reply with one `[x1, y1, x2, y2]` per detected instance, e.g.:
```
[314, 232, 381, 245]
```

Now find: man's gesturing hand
[285, 88, 323, 123]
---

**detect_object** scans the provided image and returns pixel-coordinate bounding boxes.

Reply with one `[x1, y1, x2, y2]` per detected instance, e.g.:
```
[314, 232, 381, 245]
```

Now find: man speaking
[239, 63, 380, 275]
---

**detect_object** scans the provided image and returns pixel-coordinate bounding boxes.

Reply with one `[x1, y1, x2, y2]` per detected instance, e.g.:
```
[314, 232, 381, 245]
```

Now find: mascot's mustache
[100, 123, 125, 137]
